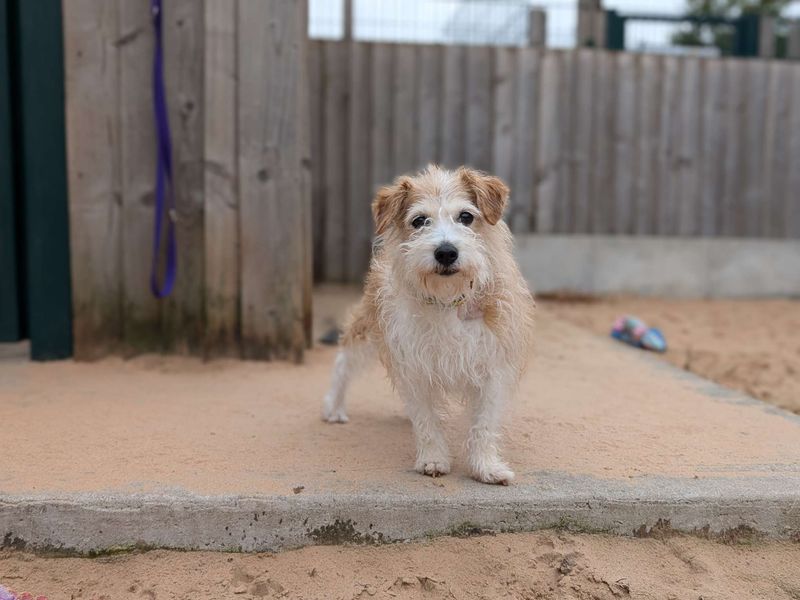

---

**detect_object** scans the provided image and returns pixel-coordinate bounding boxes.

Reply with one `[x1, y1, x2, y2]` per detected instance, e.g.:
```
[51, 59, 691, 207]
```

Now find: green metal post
[0, 0, 21, 341]
[734, 13, 760, 57]
[9, 0, 72, 359]
[606, 10, 625, 51]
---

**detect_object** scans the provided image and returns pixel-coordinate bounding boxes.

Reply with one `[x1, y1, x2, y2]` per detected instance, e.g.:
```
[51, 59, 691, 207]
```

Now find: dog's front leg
[466, 377, 515, 485]
[397, 379, 450, 477]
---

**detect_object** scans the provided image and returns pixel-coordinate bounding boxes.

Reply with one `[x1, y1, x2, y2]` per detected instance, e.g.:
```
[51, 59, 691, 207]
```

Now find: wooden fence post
[238, 0, 311, 361]
[577, 0, 603, 48]
[527, 8, 546, 48]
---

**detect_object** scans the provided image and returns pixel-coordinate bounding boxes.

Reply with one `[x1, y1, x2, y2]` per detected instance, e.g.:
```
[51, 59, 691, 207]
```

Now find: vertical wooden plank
[163, 0, 205, 353]
[656, 56, 681, 235]
[741, 60, 767, 236]
[417, 44, 442, 168]
[0, 0, 20, 341]
[674, 57, 702, 236]
[556, 50, 575, 233]
[465, 45, 492, 171]
[238, 0, 309, 360]
[309, 40, 325, 280]
[590, 50, 616, 234]
[203, 0, 239, 356]
[511, 47, 540, 232]
[441, 45, 466, 169]
[64, 0, 122, 360]
[63, 0, 122, 359]
[321, 41, 348, 282]
[535, 51, 562, 233]
[613, 52, 637, 234]
[119, 0, 161, 353]
[393, 44, 417, 174]
[721, 59, 745, 237]
[491, 47, 516, 210]
[699, 58, 725, 237]
[297, 0, 313, 347]
[370, 44, 395, 191]
[760, 61, 790, 238]
[634, 53, 661, 235]
[786, 65, 800, 239]
[347, 41, 372, 282]
[572, 49, 595, 233]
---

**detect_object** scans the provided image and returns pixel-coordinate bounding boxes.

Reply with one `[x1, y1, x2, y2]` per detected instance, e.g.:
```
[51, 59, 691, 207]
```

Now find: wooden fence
[310, 41, 800, 283]
[64, 0, 311, 360]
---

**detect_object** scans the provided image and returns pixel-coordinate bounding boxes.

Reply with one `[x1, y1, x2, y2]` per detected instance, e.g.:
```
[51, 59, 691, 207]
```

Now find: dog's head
[372, 165, 510, 303]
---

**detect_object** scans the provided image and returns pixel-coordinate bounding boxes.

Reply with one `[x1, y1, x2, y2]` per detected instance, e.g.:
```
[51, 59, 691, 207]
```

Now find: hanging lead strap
[149, 0, 176, 298]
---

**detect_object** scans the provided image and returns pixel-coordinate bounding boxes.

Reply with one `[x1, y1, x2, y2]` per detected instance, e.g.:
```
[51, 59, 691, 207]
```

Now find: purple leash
[149, 0, 176, 298]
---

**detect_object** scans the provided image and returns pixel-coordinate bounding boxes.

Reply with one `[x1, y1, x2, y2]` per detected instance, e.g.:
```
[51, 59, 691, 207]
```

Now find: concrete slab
[1, 299, 800, 553]
[516, 234, 800, 298]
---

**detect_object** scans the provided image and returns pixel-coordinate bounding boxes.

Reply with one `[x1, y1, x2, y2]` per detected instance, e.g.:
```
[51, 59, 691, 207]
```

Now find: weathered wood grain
[590, 51, 615, 234]
[119, 0, 161, 353]
[238, 0, 309, 360]
[370, 44, 395, 192]
[441, 44, 466, 169]
[699, 58, 724, 237]
[511, 48, 540, 232]
[63, 0, 122, 359]
[417, 45, 442, 167]
[465, 46, 492, 171]
[741, 60, 768, 236]
[162, 0, 206, 353]
[535, 51, 562, 233]
[675, 57, 702, 236]
[634, 53, 660, 235]
[203, 0, 239, 355]
[721, 59, 746, 237]
[393, 44, 417, 174]
[347, 41, 373, 282]
[657, 56, 681, 235]
[491, 46, 516, 216]
[321, 41, 349, 282]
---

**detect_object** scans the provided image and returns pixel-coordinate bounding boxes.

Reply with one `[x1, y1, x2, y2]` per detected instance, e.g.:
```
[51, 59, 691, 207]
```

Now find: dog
[322, 165, 535, 485]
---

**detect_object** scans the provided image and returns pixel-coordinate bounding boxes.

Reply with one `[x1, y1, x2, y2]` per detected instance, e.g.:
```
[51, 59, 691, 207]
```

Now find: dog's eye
[411, 215, 427, 229]
[458, 211, 474, 226]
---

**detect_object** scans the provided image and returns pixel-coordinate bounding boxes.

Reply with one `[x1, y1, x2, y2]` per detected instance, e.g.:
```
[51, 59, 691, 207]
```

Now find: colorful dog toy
[611, 315, 667, 353]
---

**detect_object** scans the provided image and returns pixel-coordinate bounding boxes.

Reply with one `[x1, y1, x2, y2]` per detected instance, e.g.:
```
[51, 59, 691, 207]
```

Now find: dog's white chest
[382, 299, 498, 391]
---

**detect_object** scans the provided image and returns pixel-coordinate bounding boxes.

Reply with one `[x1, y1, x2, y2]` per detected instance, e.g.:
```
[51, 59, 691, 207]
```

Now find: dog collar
[423, 294, 466, 309]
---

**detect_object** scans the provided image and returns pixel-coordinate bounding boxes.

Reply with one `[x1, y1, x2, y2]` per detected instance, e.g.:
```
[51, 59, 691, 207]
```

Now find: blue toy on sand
[611, 315, 667, 353]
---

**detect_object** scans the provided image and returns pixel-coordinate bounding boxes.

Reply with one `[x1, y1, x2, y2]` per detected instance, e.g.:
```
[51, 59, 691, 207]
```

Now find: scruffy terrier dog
[322, 165, 535, 485]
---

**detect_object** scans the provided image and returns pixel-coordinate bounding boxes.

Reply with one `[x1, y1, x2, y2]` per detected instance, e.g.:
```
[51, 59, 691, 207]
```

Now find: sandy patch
[541, 296, 800, 414]
[3, 531, 800, 600]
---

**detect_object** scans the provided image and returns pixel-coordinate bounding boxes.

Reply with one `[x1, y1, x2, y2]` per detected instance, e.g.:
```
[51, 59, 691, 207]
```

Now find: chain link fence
[309, 0, 800, 55]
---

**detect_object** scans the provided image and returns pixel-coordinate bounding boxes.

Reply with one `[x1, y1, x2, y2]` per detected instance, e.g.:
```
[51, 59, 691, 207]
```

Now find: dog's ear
[458, 167, 509, 226]
[372, 176, 413, 235]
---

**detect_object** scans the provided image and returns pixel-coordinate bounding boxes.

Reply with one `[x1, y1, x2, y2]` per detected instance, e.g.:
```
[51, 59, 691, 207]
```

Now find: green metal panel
[9, 0, 72, 359]
[734, 14, 761, 58]
[606, 11, 625, 51]
[0, 0, 21, 341]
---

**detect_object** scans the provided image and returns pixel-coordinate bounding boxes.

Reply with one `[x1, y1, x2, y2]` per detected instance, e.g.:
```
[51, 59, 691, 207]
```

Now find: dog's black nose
[434, 243, 459, 266]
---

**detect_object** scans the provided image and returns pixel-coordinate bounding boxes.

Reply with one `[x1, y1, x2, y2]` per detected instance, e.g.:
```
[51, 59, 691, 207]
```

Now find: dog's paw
[471, 461, 515, 486]
[321, 395, 348, 424]
[415, 457, 451, 478]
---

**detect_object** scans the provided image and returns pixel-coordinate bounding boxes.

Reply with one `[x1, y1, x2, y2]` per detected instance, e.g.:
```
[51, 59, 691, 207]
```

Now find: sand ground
[3, 531, 800, 600]
[541, 295, 800, 414]
[2, 292, 799, 599]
